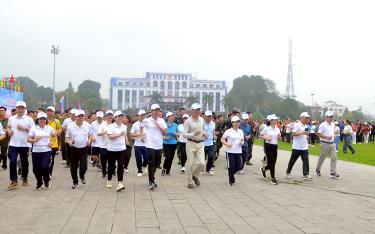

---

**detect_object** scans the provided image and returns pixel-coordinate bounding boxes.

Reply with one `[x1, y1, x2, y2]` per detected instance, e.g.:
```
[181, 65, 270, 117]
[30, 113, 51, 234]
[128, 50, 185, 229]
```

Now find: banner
[60, 96, 65, 112]
[0, 87, 24, 112]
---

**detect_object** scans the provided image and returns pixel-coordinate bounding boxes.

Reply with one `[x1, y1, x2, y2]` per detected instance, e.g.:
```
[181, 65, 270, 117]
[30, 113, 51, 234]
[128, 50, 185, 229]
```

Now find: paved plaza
[0, 145, 374, 234]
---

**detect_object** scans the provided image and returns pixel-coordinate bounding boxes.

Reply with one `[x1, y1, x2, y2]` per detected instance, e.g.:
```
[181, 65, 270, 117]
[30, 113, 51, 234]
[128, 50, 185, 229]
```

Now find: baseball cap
[231, 116, 240, 122]
[151, 104, 160, 110]
[96, 111, 104, 118]
[105, 110, 114, 115]
[182, 114, 189, 119]
[191, 103, 201, 110]
[76, 110, 85, 116]
[16, 101, 27, 108]
[241, 113, 249, 120]
[300, 112, 310, 118]
[137, 110, 146, 115]
[267, 114, 279, 120]
[47, 106, 55, 112]
[36, 112, 47, 119]
[70, 108, 78, 115]
[114, 110, 124, 117]
[204, 110, 212, 116]
[166, 112, 174, 118]
[325, 111, 334, 117]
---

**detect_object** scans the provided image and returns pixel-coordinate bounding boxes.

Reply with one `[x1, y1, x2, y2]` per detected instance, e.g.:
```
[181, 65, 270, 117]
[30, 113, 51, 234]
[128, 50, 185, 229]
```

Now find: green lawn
[253, 139, 375, 166]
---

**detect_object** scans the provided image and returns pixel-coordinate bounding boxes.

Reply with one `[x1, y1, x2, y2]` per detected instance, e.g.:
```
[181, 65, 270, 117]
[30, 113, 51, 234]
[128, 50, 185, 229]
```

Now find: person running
[203, 110, 215, 175]
[65, 110, 92, 189]
[97, 110, 114, 178]
[183, 103, 206, 189]
[316, 111, 340, 178]
[27, 112, 56, 189]
[286, 112, 312, 179]
[91, 111, 104, 169]
[7, 101, 35, 189]
[177, 114, 189, 173]
[260, 114, 281, 185]
[221, 116, 244, 186]
[130, 110, 148, 177]
[239, 113, 251, 174]
[106, 111, 127, 191]
[0, 106, 10, 170]
[161, 112, 178, 176]
[140, 104, 167, 190]
[123, 114, 133, 173]
[342, 120, 355, 154]
[46, 106, 61, 177]
[61, 109, 77, 167]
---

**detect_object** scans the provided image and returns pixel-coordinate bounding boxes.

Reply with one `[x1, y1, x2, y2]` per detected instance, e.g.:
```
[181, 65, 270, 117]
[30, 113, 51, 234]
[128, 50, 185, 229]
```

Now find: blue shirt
[163, 122, 178, 144]
[204, 121, 215, 146]
[240, 122, 251, 148]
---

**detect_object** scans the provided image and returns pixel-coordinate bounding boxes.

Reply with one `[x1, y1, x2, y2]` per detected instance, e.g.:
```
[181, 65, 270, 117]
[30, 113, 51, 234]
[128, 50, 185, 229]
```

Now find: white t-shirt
[286, 123, 293, 133]
[8, 115, 35, 147]
[334, 126, 340, 137]
[261, 126, 280, 145]
[292, 121, 308, 150]
[0, 123, 4, 135]
[318, 121, 335, 143]
[222, 128, 244, 154]
[130, 121, 145, 147]
[142, 117, 167, 150]
[91, 120, 103, 147]
[178, 124, 187, 143]
[107, 123, 127, 152]
[28, 125, 55, 152]
[97, 122, 110, 149]
[62, 118, 74, 129]
[310, 125, 316, 134]
[66, 122, 92, 148]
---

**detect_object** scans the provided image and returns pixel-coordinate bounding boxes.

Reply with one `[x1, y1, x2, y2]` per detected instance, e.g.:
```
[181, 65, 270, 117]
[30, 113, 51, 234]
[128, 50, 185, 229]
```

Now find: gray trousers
[316, 142, 337, 174]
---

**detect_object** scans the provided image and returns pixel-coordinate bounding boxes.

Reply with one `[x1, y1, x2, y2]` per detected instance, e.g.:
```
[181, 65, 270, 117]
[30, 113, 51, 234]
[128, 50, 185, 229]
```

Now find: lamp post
[51, 45, 60, 107]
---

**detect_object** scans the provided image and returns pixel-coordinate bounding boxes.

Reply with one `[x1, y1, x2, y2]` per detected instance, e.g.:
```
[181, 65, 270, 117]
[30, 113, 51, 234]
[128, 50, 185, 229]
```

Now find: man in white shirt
[7, 101, 35, 189]
[141, 104, 167, 190]
[316, 111, 339, 178]
[61, 109, 77, 167]
[91, 111, 103, 168]
[66, 110, 92, 189]
[286, 112, 312, 179]
[130, 110, 148, 177]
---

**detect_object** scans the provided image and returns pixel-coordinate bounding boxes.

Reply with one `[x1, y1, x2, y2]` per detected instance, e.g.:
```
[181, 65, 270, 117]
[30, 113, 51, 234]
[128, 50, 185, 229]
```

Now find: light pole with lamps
[51, 45, 60, 107]
[311, 93, 315, 119]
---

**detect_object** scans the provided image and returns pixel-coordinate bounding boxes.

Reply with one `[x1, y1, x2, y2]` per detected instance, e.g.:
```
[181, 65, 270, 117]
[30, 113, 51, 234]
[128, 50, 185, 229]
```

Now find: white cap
[137, 110, 146, 115]
[114, 110, 123, 117]
[334, 121, 339, 124]
[267, 114, 279, 120]
[151, 104, 160, 110]
[300, 112, 310, 118]
[36, 112, 47, 119]
[191, 103, 201, 110]
[204, 110, 212, 116]
[96, 111, 104, 118]
[166, 111, 174, 118]
[70, 108, 78, 115]
[47, 106, 55, 112]
[16, 101, 26, 108]
[182, 114, 189, 119]
[105, 110, 114, 115]
[76, 110, 85, 116]
[241, 113, 249, 120]
[231, 116, 240, 122]
[325, 111, 334, 117]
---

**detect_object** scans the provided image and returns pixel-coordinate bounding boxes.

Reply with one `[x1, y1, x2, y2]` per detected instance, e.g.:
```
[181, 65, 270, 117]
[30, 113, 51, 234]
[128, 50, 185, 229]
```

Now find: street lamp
[311, 93, 315, 119]
[51, 45, 60, 107]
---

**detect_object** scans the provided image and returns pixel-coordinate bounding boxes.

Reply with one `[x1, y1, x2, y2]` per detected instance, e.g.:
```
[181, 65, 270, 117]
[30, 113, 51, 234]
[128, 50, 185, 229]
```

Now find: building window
[182, 91, 187, 97]
[132, 90, 137, 104]
[175, 82, 179, 89]
[168, 81, 172, 89]
[182, 81, 187, 88]
[125, 90, 130, 103]
[202, 84, 207, 88]
[139, 90, 144, 103]
[118, 82, 123, 86]
[216, 85, 220, 89]
[118, 89, 123, 109]
[153, 81, 158, 87]
[209, 84, 214, 89]
[189, 91, 194, 96]
[160, 81, 165, 89]
[216, 92, 221, 111]
[196, 84, 200, 88]
[175, 91, 179, 97]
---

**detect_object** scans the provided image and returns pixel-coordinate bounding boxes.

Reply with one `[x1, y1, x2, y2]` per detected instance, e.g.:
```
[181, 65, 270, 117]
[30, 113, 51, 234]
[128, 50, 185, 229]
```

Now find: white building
[311, 101, 347, 118]
[110, 72, 227, 112]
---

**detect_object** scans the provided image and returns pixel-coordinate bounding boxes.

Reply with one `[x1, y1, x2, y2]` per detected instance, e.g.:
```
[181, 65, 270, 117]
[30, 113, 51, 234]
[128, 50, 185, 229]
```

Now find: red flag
[9, 75, 15, 90]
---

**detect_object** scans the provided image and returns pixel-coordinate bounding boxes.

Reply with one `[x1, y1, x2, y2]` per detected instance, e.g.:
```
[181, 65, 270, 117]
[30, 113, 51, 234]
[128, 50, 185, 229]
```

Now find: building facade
[311, 101, 347, 119]
[110, 72, 227, 112]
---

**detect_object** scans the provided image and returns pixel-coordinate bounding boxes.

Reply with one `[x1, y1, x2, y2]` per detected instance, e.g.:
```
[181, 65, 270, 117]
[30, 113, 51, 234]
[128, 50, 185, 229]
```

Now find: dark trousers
[65, 144, 72, 166]
[309, 133, 316, 145]
[343, 135, 355, 154]
[134, 146, 148, 173]
[108, 150, 125, 181]
[70, 147, 88, 184]
[123, 145, 132, 170]
[100, 148, 109, 176]
[227, 153, 242, 184]
[216, 139, 222, 156]
[286, 133, 291, 143]
[0, 142, 8, 168]
[163, 144, 177, 174]
[204, 145, 214, 172]
[49, 148, 58, 176]
[8, 146, 29, 182]
[247, 141, 253, 162]
[370, 133, 375, 142]
[264, 143, 278, 179]
[241, 146, 248, 169]
[178, 142, 187, 167]
[147, 148, 161, 183]
[32, 151, 51, 186]
[286, 149, 309, 176]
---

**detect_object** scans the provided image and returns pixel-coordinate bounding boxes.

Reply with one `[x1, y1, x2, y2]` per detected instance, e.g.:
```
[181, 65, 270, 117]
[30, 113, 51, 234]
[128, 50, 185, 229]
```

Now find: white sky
[1, 0, 375, 114]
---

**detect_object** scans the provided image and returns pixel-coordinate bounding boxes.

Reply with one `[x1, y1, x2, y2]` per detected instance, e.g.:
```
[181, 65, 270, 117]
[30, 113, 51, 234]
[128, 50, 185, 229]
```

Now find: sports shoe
[61, 160, 66, 164]
[22, 178, 28, 186]
[149, 182, 157, 190]
[286, 174, 292, 179]
[137, 173, 143, 177]
[187, 183, 194, 189]
[8, 181, 17, 190]
[106, 180, 112, 188]
[330, 173, 340, 178]
[181, 167, 186, 173]
[239, 170, 245, 175]
[124, 169, 129, 173]
[260, 167, 266, 178]
[116, 182, 125, 192]
[80, 178, 86, 184]
[44, 182, 50, 189]
[271, 178, 278, 185]
[161, 168, 166, 176]
[72, 183, 79, 190]
[246, 161, 253, 165]
[303, 175, 313, 180]
[207, 171, 215, 176]
[35, 184, 43, 190]
[192, 176, 200, 186]
[316, 170, 321, 176]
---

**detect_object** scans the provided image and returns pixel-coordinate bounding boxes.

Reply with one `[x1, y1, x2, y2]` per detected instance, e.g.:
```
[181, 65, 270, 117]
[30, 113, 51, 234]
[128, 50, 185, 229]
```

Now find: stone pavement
[0, 145, 374, 234]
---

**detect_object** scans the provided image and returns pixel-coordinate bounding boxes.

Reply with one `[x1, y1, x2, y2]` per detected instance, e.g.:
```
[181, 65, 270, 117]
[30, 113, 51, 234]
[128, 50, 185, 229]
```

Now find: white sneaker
[181, 167, 186, 173]
[116, 182, 125, 191]
[200, 171, 203, 175]
[137, 173, 143, 177]
[207, 171, 215, 176]
[106, 180, 112, 188]
[61, 160, 66, 164]
[239, 170, 245, 175]
[303, 175, 313, 180]
[286, 174, 292, 179]
[143, 167, 148, 176]
[124, 169, 129, 173]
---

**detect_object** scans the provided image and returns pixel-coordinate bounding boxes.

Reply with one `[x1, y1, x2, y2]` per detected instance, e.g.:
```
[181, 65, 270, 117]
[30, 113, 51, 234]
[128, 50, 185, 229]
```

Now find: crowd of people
[0, 100, 372, 191]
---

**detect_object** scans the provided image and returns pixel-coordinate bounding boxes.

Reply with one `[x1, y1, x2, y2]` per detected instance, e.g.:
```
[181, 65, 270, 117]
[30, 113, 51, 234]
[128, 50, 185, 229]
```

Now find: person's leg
[141, 146, 148, 167]
[32, 153, 43, 187]
[329, 144, 338, 175]
[343, 136, 348, 153]
[100, 148, 108, 176]
[205, 145, 214, 172]
[0, 143, 8, 168]
[227, 153, 235, 184]
[180, 143, 187, 167]
[147, 148, 156, 183]
[347, 139, 355, 154]
[70, 148, 79, 185]
[19, 147, 30, 180]
[352, 132, 356, 144]
[42, 152, 52, 185]
[235, 153, 243, 175]
[156, 149, 162, 169]
[192, 144, 205, 177]
[8, 146, 18, 182]
[162, 144, 171, 172]
[264, 144, 272, 171]
[286, 149, 300, 174]
[334, 136, 340, 150]
[166, 144, 177, 174]
[316, 144, 328, 173]
[123, 146, 132, 170]
[301, 150, 310, 176]
[116, 151, 125, 182]
[66, 144, 72, 166]
[240, 146, 248, 170]
[269, 146, 277, 179]
[49, 148, 57, 176]
[78, 148, 88, 181]
[246, 140, 253, 164]
[107, 151, 116, 181]
[134, 146, 143, 173]
[186, 142, 196, 185]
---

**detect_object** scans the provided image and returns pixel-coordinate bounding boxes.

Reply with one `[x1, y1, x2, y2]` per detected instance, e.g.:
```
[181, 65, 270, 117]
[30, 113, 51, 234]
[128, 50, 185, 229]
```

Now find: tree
[150, 91, 163, 104]
[202, 93, 214, 110]
[77, 79, 103, 111]
[187, 95, 199, 107]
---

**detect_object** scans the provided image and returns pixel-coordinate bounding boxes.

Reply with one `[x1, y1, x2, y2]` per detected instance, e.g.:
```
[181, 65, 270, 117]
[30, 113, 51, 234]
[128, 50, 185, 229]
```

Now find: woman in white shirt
[106, 111, 127, 192]
[27, 112, 56, 189]
[343, 120, 355, 154]
[96, 110, 114, 178]
[177, 114, 189, 173]
[260, 114, 281, 185]
[221, 116, 244, 186]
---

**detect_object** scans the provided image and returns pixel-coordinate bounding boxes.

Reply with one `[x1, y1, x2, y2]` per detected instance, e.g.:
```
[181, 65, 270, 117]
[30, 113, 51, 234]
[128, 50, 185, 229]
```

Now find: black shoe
[45, 182, 50, 189]
[102, 174, 107, 179]
[316, 170, 321, 176]
[192, 176, 200, 186]
[330, 173, 340, 178]
[35, 184, 43, 190]
[260, 167, 266, 178]
[352, 150, 355, 155]
[92, 161, 97, 167]
[271, 178, 278, 185]
[80, 178, 86, 184]
[161, 169, 166, 176]
[72, 183, 79, 190]
[149, 182, 157, 190]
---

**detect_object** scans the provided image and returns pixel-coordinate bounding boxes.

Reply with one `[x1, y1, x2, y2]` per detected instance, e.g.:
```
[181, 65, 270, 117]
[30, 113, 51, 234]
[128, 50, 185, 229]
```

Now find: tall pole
[311, 93, 315, 119]
[51, 45, 60, 107]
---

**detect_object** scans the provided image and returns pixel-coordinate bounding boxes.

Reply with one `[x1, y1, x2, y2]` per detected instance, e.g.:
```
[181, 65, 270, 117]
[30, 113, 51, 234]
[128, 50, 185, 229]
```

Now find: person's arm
[221, 131, 232, 148]
[107, 127, 125, 140]
[27, 128, 41, 144]
[49, 128, 57, 147]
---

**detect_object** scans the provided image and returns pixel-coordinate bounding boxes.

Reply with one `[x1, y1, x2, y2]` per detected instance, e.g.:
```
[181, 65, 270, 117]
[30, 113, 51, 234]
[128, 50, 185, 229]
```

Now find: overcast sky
[1, 0, 374, 114]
